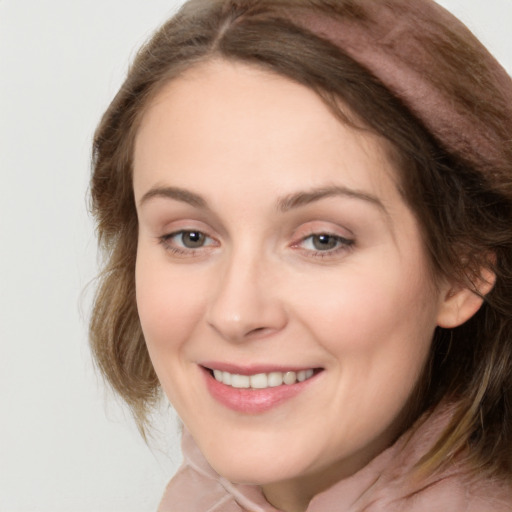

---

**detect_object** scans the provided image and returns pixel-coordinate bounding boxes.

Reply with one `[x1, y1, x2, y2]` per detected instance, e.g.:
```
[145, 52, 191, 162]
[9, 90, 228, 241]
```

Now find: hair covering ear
[436, 266, 495, 328]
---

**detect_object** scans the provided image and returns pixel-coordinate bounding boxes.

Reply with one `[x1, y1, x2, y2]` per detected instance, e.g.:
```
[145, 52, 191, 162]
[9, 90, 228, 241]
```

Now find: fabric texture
[158, 407, 512, 512]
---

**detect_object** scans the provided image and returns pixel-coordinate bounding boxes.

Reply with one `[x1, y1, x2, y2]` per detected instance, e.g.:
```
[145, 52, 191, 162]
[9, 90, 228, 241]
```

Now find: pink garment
[158, 408, 512, 511]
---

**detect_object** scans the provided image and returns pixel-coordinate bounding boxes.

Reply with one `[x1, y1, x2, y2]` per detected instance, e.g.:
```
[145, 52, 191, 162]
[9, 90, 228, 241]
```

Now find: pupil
[183, 231, 204, 248]
[313, 234, 337, 250]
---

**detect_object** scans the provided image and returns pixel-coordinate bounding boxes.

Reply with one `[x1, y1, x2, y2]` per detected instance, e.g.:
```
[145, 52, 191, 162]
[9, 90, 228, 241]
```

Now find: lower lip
[202, 368, 320, 414]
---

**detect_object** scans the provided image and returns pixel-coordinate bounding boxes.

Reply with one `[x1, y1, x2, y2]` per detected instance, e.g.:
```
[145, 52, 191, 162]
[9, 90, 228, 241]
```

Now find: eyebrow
[277, 185, 387, 214]
[139, 186, 208, 209]
[139, 184, 387, 215]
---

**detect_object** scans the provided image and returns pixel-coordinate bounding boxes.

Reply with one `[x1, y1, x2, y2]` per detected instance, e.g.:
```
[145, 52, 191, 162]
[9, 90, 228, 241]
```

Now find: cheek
[292, 266, 436, 435]
[291, 260, 437, 371]
[135, 248, 207, 362]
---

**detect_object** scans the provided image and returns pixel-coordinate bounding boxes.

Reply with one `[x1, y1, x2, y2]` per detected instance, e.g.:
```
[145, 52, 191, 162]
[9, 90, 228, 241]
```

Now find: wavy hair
[90, 0, 512, 476]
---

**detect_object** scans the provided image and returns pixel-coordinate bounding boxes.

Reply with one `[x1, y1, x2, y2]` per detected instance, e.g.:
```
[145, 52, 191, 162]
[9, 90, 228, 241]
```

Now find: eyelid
[291, 221, 353, 243]
[289, 222, 355, 258]
[158, 228, 219, 257]
[156, 218, 217, 242]
[163, 229, 216, 246]
[293, 233, 353, 249]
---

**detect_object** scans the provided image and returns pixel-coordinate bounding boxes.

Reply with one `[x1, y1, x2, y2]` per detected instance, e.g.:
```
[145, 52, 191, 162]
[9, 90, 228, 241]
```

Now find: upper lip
[200, 362, 321, 375]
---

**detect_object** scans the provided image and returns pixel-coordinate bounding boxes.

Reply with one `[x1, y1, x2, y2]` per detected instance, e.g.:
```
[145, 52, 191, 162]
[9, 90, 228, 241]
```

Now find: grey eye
[180, 231, 206, 248]
[311, 234, 339, 251]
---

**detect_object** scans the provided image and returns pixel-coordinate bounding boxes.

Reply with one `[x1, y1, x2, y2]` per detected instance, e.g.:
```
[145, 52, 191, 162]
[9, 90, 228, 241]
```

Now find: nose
[206, 250, 288, 342]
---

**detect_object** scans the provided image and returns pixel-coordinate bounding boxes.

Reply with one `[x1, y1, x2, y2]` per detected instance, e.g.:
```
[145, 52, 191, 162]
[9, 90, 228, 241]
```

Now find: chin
[202, 444, 304, 486]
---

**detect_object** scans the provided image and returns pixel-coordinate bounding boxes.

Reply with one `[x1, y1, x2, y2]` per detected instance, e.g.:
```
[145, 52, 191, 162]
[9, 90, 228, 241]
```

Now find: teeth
[231, 374, 250, 388]
[283, 371, 296, 385]
[268, 372, 283, 387]
[212, 368, 315, 389]
[250, 373, 268, 389]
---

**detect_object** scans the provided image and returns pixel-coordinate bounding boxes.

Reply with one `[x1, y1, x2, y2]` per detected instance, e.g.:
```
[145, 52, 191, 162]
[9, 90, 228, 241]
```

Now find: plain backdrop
[1, 1, 511, 511]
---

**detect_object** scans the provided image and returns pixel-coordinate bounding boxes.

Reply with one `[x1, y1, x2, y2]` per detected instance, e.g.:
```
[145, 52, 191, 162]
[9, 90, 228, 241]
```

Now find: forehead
[133, 59, 400, 207]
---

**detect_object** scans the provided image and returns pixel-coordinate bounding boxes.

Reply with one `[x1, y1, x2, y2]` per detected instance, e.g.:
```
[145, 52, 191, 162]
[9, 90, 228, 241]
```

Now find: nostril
[246, 326, 273, 338]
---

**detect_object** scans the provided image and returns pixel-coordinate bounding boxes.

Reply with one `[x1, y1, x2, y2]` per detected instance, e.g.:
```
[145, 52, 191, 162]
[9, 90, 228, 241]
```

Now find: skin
[133, 60, 481, 512]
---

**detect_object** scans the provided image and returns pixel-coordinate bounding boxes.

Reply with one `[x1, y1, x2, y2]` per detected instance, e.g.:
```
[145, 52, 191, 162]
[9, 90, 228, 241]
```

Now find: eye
[298, 233, 354, 254]
[305, 234, 340, 251]
[159, 229, 217, 255]
[175, 230, 207, 248]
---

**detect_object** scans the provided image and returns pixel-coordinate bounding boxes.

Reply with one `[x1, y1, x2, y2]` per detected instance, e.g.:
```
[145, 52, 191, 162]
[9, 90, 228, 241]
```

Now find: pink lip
[200, 365, 322, 414]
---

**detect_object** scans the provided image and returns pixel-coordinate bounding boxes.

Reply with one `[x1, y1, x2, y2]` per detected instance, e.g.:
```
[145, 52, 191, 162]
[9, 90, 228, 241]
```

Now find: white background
[1, 1, 511, 511]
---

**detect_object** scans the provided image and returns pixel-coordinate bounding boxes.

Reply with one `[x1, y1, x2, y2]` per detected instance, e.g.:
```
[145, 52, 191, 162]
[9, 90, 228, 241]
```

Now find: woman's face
[133, 60, 448, 492]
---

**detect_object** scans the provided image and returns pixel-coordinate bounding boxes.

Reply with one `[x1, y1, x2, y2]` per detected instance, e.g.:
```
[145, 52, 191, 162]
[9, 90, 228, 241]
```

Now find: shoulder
[157, 430, 277, 512]
[465, 475, 512, 512]
[391, 469, 512, 512]
[157, 429, 244, 512]
[158, 462, 244, 512]
[356, 404, 512, 512]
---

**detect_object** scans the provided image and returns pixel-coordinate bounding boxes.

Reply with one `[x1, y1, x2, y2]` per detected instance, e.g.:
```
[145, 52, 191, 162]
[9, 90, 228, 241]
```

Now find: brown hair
[90, 0, 512, 477]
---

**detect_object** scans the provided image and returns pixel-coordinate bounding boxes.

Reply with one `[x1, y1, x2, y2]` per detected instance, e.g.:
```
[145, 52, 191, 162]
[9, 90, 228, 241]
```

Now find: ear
[436, 267, 496, 329]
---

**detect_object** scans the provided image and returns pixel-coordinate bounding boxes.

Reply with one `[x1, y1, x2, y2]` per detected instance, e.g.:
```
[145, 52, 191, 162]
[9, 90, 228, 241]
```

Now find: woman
[89, 0, 512, 510]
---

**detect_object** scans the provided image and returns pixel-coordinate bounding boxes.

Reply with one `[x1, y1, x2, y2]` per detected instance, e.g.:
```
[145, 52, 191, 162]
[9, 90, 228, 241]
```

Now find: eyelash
[295, 233, 354, 258]
[158, 230, 354, 258]
[158, 230, 217, 257]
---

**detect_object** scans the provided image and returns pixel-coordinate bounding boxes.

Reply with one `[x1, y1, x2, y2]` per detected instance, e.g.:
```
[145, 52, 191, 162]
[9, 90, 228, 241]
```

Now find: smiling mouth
[201, 365, 323, 413]
[206, 368, 320, 389]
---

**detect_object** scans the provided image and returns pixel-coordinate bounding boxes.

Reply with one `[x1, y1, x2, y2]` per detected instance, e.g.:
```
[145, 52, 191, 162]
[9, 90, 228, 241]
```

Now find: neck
[260, 410, 412, 512]
[261, 447, 381, 512]
[262, 473, 333, 512]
